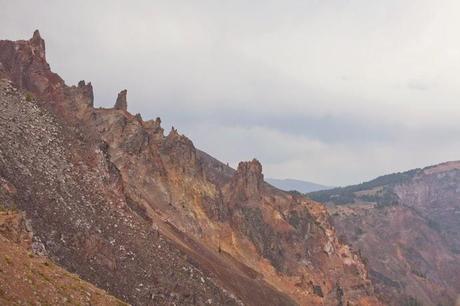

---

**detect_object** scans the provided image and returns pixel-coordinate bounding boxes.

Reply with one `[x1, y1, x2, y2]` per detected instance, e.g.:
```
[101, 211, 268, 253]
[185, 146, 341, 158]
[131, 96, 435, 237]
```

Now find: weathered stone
[29, 30, 46, 59]
[114, 89, 127, 111]
[230, 159, 264, 200]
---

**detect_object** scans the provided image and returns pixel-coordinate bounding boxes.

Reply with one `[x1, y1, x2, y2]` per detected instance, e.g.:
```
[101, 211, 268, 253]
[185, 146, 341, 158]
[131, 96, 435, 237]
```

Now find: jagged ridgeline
[0, 31, 382, 305]
[308, 168, 420, 206]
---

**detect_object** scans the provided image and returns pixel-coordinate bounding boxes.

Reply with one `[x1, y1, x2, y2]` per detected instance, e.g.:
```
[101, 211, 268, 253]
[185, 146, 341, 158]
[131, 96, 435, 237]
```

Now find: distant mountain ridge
[307, 161, 460, 305]
[307, 168, 420, 205]
[266, 178, 331, 193]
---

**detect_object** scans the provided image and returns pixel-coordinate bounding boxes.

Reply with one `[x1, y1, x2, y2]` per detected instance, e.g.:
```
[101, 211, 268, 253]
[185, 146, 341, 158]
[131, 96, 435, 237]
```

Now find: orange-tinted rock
[230, 159, 264, 200]
[0, 32, 383, 306]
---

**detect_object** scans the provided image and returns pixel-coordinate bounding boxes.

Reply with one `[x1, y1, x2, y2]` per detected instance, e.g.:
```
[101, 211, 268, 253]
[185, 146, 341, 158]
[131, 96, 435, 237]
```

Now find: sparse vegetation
[4, 256, 12, 265]
[34, 269, 51, 283]
[354, 227, 364, 236]
[401, 296, 423, 306]
[411, 269, 426, 279]
[0, 202, 17, 212]
[25, 92, 33, 102]
[308, 169, 419, 205]
[312, 284, 324, 297]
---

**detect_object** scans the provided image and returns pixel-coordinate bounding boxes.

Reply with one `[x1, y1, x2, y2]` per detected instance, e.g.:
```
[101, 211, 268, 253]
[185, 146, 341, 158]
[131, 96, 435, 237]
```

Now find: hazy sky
[2, 0, 460, 186]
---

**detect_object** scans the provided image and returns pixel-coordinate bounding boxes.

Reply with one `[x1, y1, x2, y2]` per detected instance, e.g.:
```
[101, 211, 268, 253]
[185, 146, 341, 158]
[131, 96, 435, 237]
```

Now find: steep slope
[309, 162, 460, 306]
[0, 210, 128, 305]
[267, 178, 331, 193]
[0, 31, 380, 305]
[0, 77, 246, 305]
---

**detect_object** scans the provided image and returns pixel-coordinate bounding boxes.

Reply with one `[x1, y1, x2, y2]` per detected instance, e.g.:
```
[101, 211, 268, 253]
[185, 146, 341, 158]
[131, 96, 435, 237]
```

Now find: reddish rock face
[230, 159, 264, 200]
[0, 30, 63, 97]
[312, 162, 460, 306]
[0, 30, 94, 125]
[30, 30, 46, 58]
[0, 32, 382, 306]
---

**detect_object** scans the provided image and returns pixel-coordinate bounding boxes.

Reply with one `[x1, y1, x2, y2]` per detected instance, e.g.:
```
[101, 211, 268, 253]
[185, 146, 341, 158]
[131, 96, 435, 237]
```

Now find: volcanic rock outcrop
[114, 89, 128, 111]
[0, 31, 382, 305]
[229, 159, 264, 200]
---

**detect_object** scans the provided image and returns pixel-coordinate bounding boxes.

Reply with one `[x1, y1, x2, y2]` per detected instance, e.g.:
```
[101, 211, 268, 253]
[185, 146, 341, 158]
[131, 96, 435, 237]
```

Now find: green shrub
[25, 92, 33, 102]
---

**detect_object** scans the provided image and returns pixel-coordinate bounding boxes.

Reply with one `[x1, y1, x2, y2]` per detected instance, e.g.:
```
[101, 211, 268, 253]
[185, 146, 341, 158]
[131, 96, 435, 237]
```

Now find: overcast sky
[2, 0, 460, 186]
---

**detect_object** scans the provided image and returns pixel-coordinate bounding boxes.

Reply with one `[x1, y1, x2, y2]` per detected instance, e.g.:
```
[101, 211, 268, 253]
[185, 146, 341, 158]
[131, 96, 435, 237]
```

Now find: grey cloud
[1, 0, 460, 185]
[406, 79, 435, 91]
[153, 110, 401, 145]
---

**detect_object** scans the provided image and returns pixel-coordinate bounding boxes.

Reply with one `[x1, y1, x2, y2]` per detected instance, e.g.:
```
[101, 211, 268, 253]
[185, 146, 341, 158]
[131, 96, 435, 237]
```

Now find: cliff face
[0, 31, 380, 305]
[0, 30, 93, 119]
[310, 163, 460, 306]
[0, 77, 243, 305]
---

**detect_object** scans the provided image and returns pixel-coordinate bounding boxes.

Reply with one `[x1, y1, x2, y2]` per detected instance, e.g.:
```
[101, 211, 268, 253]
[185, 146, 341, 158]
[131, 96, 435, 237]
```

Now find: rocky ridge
[0, 31, 381, 305]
